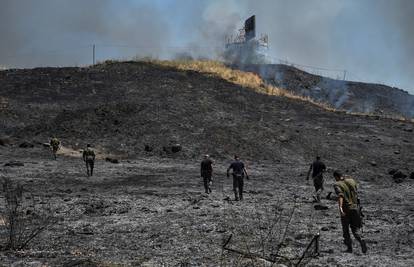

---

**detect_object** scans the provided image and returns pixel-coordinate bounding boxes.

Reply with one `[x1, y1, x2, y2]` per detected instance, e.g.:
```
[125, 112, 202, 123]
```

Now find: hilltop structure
[224, 15, 269, 64]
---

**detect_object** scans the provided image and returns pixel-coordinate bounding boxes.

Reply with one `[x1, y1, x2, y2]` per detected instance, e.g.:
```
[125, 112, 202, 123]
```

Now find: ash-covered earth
[0, 61, 413, 266]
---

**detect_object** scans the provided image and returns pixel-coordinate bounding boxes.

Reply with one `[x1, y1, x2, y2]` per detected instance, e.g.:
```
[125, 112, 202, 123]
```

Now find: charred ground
[0, 61, 413, 266]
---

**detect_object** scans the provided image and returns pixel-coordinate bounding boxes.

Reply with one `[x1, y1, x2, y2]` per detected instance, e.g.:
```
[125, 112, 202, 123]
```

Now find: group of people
[49, 137, 96, 177]
[200, 154, 249, 201]
[201, 154, 367, 254]
[48, 138, 367, 254]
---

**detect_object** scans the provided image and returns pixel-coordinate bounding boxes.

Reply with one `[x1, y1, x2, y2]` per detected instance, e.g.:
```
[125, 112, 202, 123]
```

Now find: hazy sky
[1, 0, 413, 93]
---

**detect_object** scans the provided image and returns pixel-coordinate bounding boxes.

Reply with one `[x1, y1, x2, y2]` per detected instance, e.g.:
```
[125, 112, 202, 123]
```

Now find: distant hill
[235, 64, 414, 118]
[0, 61, 413, 170]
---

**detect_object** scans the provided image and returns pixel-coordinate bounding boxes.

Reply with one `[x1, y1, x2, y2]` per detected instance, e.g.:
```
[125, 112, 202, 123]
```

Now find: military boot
[344, 240, 353, 253]
[360, 240, 367, 254]
[234, 192, 239, 201]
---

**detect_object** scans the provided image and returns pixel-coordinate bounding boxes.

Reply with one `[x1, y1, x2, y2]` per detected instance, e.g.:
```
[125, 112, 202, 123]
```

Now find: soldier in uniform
[306, 156, 326, 202]
[227, 155, 249, 201]
[50, 137, 60, 160]
[333, 170, 367, 254]
[82, 144, 96, 176]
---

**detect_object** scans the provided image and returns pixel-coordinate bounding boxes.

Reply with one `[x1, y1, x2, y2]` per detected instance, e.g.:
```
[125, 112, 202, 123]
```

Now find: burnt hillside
[0, 60, 413, 266]
[236, 64, 414, 117]
[0, 60, 413, 172]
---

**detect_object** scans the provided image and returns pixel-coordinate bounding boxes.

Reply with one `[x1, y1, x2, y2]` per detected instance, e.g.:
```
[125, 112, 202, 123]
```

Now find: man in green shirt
[50, 137, 60, 160]
[333, 170, 367, 254]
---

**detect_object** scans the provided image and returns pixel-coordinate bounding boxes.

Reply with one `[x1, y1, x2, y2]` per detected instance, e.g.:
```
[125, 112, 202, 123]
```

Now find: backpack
[337, 178, 359, 209]
[84, 148, 95, 161]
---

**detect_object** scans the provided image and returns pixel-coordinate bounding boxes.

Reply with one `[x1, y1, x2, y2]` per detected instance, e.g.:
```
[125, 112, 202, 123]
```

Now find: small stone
[0, 137, 12, 146]
[279, 136, 289, 142]
[4, 161, 24, 167]
[295, 233, 311, 240]
[314, 204, 329, 210]
[321, 226, 329, 231]
[393, 171, 407, 180]
[79, 228, 94, 235]
[19, 141, 34, 148]
[327, 257, 336, 263]
[117, 207, 129, 214]
[105, 157, 119, 164]
[144, 145, 153, 152]
[171, 144, 182, 153]
[163, 144, 182, 153]
[388, 169, 398, 175]
[369, 161, 377, 167]
[394, 178, 404, 184]
[394, 151, 401, 155]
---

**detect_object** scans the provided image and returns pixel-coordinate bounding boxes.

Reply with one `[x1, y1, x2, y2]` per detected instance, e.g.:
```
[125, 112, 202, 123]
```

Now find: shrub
[0, 177, 57, 250]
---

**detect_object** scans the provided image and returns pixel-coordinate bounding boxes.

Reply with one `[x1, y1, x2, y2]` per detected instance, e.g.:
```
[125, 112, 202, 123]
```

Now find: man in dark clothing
[82, 144, 96, 176]
[306, 156, 326, 202]
[200, 155, 213, 194]
[333, 170, 367, 254]
[227, 155, 249, 201]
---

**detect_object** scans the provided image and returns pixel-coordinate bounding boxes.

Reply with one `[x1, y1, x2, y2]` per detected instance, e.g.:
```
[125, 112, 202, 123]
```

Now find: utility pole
[92, 44, 96, 65]
[343, 70, 347, 81]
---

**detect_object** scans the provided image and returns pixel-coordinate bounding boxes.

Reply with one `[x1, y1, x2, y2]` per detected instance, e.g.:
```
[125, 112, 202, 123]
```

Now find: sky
[1, 0, 414, 93]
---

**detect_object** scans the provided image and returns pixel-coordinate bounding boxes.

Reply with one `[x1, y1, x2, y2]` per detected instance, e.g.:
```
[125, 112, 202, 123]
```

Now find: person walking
[307, 156, 326, 202]
[200, 155, 213, 194]
[50, 137, 61, 160]
[82, 144, 96, 176]
[227, 155, 249, 201]
[333, 170, 367, 254]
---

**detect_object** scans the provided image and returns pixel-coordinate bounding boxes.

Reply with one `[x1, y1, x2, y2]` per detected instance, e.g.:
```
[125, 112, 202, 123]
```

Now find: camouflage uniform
[334, 176, 367, 253]
[50, 138, 60, 160]
[83, 146, 96, 176]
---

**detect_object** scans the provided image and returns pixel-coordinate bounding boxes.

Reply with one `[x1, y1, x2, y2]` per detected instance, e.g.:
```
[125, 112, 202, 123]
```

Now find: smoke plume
[1, 0, 414, 93]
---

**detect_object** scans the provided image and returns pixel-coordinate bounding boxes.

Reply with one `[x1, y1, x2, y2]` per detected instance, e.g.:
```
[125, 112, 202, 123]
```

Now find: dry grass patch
[153, 59, 336, 111]
[96, 59, 413, 123]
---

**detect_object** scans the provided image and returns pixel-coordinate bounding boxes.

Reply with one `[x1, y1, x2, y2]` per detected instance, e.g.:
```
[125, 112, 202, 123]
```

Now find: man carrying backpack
[82, 144, 96, 176]
[50, 137, 60, 160]
[333, 170, 367, 254]
[227, 155, 249, 201]
[306, 156, 326, 202]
